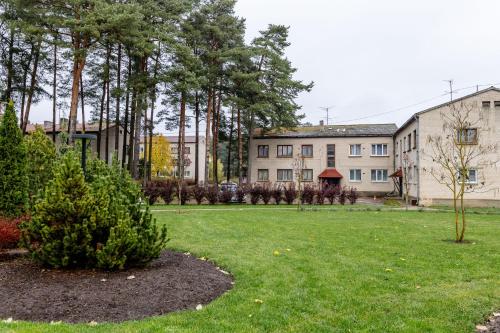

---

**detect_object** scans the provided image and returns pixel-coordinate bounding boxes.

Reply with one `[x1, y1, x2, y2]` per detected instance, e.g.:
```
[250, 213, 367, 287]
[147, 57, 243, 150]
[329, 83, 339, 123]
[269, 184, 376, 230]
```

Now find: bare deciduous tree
[423, 101, 498, 242]
[401, 152, 413, 211]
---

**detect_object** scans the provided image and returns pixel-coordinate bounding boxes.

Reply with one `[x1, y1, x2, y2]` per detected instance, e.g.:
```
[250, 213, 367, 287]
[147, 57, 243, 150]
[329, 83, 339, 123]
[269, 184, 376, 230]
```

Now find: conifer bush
[24, 127, 57, 204]
[21, 153, 168, 270]
[0, 101, 28, 217]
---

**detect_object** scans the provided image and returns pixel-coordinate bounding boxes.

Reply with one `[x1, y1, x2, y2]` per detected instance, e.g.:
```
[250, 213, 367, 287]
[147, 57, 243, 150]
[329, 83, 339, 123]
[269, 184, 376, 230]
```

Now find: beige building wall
[417, 89, 500, 206]
[394, 120, 419, 200]
[170, 137, 207, 184]
[250, 136, 395, 195]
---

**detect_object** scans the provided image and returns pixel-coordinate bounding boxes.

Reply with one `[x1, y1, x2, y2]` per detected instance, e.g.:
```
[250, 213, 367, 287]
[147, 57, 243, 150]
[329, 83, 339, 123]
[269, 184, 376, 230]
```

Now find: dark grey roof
[253, 123, 398, 139]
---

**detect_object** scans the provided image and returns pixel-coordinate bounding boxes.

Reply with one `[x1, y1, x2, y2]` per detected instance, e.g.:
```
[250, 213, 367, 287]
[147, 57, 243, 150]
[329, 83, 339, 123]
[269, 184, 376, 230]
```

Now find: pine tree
[0, 101, 28, 217]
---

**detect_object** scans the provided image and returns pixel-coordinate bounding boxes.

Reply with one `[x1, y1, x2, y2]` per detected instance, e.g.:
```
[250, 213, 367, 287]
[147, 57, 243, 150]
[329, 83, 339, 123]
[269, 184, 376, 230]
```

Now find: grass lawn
[2, 208, 499, 332]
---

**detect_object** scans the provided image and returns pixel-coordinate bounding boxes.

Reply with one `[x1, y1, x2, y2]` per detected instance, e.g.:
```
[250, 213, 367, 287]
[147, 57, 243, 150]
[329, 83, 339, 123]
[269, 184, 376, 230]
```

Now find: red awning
[318, 168, 343, 179]
[390, 169, 402, 178]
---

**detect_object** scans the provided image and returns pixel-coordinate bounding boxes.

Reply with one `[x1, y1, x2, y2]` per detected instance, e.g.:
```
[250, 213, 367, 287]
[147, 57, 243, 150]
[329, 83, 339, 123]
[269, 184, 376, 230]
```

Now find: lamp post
[71, 134, 97, 175]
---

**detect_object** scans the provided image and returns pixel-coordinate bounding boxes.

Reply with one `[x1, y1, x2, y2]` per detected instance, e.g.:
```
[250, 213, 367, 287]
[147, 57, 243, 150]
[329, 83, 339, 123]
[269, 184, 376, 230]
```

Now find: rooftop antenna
[443, 79, 455, 102]
[319, 105, 335, 125]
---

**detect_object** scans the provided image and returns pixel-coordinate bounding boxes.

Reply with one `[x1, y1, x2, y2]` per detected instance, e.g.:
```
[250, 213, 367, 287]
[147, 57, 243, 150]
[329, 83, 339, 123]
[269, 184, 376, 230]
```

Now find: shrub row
[144, 181, 358, 206]
[0, 216, 28, 249]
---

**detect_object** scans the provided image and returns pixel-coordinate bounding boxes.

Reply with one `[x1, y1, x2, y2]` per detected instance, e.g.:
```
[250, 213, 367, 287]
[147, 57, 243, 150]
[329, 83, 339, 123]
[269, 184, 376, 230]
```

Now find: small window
[413, 130, 417, 149]
[258, 169, 269, 181]
[184, 170, 191, 177]
[458, 168, 477, 184]
[258, 145, 269, 158]
[482, 101, 491, 108]
[277, 169, 293, 181]
[327, 144, 335, 167]
[396, 142, 399, 157]
[371, 144, 388, 156]
[371, 169, 388, 182]
[408, 134, 412, 151]
[403, 137, 407, 153]
[456, 128, 477, 144]
[171, 146, 178, 154]
[302, 169, 313, 181]
[349, 169, 362, 182]
[277, 145, 293, 157]
[184, 147, 191, 154]
[349, 144, 362, 156]
[495, 101, 500, 108]
[301, 145, 313, 157]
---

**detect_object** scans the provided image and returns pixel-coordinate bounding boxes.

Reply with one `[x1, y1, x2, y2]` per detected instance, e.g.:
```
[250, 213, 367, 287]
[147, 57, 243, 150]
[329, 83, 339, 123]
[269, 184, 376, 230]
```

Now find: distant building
[140, 135, 206, 184]
[249, 123, 397, 197]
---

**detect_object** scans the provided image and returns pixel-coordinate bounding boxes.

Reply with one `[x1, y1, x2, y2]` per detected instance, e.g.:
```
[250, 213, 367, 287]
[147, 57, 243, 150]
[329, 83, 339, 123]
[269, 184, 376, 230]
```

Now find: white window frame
[257, 169, 269, 182]
[371, 144, 388, 156]
[458, 168, 478, 184]
[277, 169, 293, 182]
[349, 169, 362, 182]
[349, 144, 362, 157]
[371, 169, 388, 182]
[302, 169, 313, 181]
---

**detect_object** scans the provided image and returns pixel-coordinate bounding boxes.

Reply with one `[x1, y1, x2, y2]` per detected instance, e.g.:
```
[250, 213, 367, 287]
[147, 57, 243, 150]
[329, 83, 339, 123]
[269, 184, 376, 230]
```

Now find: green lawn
[2, 208, 500, 332]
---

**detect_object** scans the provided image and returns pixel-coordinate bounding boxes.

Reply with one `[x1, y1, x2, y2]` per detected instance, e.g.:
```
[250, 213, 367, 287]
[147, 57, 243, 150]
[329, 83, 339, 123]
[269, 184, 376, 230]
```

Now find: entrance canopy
[318, 169, 343, 179]
[390, 168, 402, 178]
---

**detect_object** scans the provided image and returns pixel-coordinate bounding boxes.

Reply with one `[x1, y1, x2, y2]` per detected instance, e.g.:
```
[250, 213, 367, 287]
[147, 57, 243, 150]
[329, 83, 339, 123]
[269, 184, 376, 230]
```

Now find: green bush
[0, 101, 28, 217]
[22, 152, 168, 270]
[24, 126, 57, 204]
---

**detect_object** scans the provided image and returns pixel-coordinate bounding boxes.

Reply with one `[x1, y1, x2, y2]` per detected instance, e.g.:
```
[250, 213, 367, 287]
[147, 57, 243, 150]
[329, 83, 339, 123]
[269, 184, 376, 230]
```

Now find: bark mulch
[0, 251, 233, 323]
[477, 313, 500, 333]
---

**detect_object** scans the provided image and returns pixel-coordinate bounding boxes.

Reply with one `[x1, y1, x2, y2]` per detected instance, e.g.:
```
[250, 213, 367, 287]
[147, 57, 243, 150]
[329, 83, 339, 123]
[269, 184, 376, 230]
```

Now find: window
[349, 169, 362, 182]
[408, 134, 412, 151]
[184, 170, 191, 177]
[458, 169, 477, 184]
[277, 145, 293, 157]
[371, 169, 388, 182]
[456, 128, 477, 144]
[349, 144, 362, 156]
[396, 142, 399, 157]
[302, 169, 313, 181]
[258, 145, 269, 158]
[301, 145, 313, 157]
[413, 130, 417, 149]
[403, 137, 407, 152]
[171, 146, 178, 154]
[371, 144, 388, 156]
[184, 147, 191, 154]
[257, 169, 269, 181]
[327, 144, 335, 167]
[495, 101, 500, 108]
[482, 101, 491, 108]
[277, 169, 293, 181]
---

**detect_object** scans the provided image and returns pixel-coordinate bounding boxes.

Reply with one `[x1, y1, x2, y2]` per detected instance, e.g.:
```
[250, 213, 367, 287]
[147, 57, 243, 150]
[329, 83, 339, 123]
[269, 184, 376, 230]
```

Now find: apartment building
[167, 136, 206, 184]
[395, 86, 500, 207]
[249, 124, 397, 196]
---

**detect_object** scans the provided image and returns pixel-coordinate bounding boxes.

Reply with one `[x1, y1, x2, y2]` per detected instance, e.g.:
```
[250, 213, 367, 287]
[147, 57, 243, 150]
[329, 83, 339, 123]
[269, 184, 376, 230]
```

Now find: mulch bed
[477, 313, 500, 333]
[0, 251, 233, 323]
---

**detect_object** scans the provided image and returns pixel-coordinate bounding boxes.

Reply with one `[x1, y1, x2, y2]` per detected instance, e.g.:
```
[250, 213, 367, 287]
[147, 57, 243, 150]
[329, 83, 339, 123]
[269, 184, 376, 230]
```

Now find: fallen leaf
[248, 314, 253, 318]
[196, 304, 203, 311]
[88, 321, 98, 326]
[416, 285, 421, 289]
[273, 250, 280, 256]
[476, 324, 488, 332]
[286, 249, 291, 252]
[2, 318, 13, 324]
[254, 299, 264, 304]
[126, 275, 135, 280]
[50, 321, 62, 325]
[399, 258, 406, 261]
[100, 278, 107, 282]
[385, 268, 393, 272]
[200, 257, 207, 261]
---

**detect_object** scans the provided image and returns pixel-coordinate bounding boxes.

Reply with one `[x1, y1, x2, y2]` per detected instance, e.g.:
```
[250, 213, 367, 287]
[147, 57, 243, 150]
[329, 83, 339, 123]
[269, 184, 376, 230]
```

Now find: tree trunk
[132, 56, 147, 179]
[80, 72, 85, 133]
[52, 39, 57, 142]
[227, 107, 235, 182]
[20, 43, 34, 129]
[5, 28, 14, 101]
[148, 48, 160, 181]
[127, 89, 137, 172]
[114, 44, 121, 153]
[205, 89, 213, 184]
[194, 91, 200, 184]
[68, 38, 87, 141]
[178, 92, 187, 183]
[237, 108, 242, 184]
[22, 39, 42, 134]
[97, 74, 106, 158]
[122, 54, 131, 167]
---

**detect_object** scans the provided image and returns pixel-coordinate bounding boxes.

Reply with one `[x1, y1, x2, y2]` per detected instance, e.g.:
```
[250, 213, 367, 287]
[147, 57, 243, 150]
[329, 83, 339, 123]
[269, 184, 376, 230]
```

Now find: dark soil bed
[0, 251, 233, 323]
[477, 313, 500, 333]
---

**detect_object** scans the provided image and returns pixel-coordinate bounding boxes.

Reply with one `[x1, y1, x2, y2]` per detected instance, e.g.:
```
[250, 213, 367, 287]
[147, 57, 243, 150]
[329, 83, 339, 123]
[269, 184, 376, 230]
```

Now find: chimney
[319, 120, 324, 126]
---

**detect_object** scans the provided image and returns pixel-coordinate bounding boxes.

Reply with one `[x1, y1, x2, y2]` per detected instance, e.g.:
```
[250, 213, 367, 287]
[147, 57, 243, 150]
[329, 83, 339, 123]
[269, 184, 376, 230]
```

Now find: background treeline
[0, 0, 312, 183]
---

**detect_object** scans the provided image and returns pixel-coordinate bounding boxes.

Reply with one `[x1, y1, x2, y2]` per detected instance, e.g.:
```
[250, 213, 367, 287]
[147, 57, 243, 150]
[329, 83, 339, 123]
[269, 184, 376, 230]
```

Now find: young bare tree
[292, 153, 306, 211]
[401, 152, 413, 211]
[423, 101, 498, 242]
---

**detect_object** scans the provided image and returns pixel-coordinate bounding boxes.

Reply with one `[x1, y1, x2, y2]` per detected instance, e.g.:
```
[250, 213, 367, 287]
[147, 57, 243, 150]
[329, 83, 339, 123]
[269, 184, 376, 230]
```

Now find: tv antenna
[319, 105, 335, 125]
[443, 79, 456, 101]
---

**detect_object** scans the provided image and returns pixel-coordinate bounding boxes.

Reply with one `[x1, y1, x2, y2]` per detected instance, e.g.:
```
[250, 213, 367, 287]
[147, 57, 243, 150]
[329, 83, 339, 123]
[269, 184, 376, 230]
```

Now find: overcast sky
[29, 0, 500, 132]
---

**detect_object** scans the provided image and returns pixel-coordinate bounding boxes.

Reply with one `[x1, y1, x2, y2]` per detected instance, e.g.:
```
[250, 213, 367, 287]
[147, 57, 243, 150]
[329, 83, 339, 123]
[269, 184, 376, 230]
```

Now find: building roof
[26, 122, 119, 134]
[139, 135, 205, 145]
[318, 169, 343, 179]
[253, 123, 398, 139]
[395, 86, 500, 136]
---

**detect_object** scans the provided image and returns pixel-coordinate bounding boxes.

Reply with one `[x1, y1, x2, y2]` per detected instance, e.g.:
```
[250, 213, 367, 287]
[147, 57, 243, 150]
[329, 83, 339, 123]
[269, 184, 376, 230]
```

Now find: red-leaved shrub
[283, 183, 297, 205]
[261, 184, 272, 205]
[0, 216, 25, 249]
[272, 186, 283, 205]
[249, 185, 262, 205]
[301, 185, 316, 204]
[191, 185, 206, 205]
